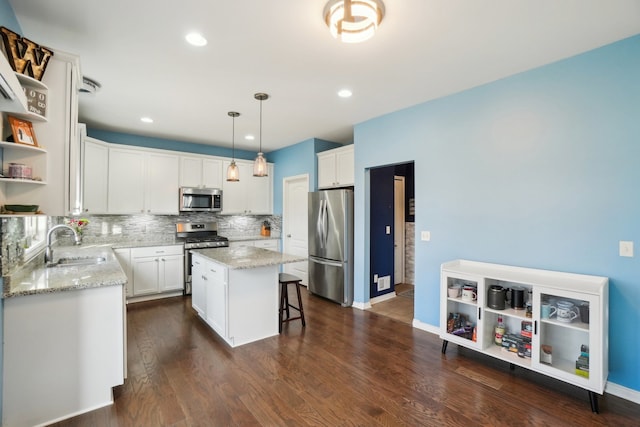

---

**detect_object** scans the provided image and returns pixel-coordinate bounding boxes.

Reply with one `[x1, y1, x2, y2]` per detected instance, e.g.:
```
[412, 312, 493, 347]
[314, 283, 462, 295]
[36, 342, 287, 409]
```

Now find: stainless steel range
[176, 221, 229, 295]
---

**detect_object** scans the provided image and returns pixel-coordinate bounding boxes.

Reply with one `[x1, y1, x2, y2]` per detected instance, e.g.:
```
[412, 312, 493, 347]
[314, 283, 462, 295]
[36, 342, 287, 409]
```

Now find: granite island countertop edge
[191, 246, 306, 270]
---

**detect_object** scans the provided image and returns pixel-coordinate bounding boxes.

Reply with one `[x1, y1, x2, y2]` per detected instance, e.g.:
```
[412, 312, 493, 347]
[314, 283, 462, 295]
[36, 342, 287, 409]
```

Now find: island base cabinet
[191, 253, 279, 347]
[2, 285, 125, 427]
[440, 260, 608, 412]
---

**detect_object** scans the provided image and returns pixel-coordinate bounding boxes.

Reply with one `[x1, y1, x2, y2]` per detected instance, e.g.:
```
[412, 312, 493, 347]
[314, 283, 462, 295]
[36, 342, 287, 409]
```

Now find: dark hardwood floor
[52, 289, 640, 426]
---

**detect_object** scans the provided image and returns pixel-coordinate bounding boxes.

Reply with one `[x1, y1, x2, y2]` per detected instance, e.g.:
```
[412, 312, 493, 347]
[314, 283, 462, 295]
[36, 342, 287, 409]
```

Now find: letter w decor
[1, 27, 54, 81]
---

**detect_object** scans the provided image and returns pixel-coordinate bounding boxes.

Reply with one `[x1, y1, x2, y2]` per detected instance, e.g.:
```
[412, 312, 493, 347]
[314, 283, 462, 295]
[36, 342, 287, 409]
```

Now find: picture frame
[7, 116, 38, 147]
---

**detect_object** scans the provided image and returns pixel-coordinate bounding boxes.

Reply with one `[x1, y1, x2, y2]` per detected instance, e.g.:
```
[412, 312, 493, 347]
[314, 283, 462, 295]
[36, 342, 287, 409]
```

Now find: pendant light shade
[253, 93, 269, 177]
[226, 111, 240, 182]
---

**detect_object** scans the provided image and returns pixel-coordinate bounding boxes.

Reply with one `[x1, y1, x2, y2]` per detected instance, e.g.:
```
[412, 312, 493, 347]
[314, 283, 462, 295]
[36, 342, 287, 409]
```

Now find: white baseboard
[605, 381, 640, 404]
[412, 319, 440, 335]
[351, 300, 371, 310]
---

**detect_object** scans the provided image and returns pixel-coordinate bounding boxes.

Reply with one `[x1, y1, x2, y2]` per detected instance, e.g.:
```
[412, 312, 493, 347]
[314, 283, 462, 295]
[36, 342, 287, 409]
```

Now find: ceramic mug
[448, 287, 460, 298]
[540, 303, 557, 319]
[461, 288, 477, 302]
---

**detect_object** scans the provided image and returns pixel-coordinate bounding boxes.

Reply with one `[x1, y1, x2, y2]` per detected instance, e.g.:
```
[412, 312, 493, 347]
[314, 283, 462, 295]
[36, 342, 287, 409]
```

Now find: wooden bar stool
[278, 273, 306, 333]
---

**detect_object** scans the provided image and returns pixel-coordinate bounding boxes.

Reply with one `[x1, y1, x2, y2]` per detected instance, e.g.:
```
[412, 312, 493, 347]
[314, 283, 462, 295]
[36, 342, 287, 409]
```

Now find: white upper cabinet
[107, 147, 180, 214]
[145, 152, 180, 214]
[317, 145, 354, 189]
[221, 160, 273, 214]
[179, 156, 223, 189]
[107, 147, 146, 214]
[82, 137, 109, 213]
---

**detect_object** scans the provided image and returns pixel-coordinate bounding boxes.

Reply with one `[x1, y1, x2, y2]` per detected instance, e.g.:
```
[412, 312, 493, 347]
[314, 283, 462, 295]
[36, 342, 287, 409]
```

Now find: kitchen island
[190, 246, 306, 347]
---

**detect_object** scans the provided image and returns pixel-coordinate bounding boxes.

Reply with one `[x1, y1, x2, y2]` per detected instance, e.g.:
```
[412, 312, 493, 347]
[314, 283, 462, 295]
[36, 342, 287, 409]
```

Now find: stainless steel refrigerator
[308, 189, 354, 307]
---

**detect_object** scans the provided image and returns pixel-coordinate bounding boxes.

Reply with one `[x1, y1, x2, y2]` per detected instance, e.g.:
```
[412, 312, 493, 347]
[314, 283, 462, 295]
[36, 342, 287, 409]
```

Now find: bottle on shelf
[495, 315, 505, 346]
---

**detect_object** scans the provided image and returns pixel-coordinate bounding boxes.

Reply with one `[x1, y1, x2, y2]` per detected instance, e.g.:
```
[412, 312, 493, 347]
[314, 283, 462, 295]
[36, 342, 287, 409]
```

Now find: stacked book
[575, 344, 589, 378]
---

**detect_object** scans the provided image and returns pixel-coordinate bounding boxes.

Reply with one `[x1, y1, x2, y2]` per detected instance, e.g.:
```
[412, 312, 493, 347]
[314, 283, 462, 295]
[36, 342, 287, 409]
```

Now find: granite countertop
[3, 244, 127, 299]
[223, 234, 281, 242]
[191, 246, 306, 270]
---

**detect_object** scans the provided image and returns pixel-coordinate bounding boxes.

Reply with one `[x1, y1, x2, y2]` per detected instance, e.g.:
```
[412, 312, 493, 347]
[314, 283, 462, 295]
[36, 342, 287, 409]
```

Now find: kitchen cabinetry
[113, 248, 133, 298]
[221, 160, 273, 214]
[440, 260, 608, 412]
[191, 255, 205, 316]
[82, 137, 109, 213]
[3, 285, 124, 427]
[191, 251, 279, 347]
[317, 145, 354, 189]
[107, 147, 180, 214]
[130, 245, 184, 297]
[180, 155, 223, 189]
[1, 50, 81, 215]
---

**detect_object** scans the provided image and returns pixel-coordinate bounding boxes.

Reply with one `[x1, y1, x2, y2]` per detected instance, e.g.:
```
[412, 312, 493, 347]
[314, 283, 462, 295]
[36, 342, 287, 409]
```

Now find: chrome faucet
[44, 224, 81, 263]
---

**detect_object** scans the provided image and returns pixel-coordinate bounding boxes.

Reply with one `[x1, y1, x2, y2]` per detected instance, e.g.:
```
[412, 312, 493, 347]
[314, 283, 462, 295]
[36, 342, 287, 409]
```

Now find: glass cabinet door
[440, 273, 483, 350]
[532, 287, 600, 391]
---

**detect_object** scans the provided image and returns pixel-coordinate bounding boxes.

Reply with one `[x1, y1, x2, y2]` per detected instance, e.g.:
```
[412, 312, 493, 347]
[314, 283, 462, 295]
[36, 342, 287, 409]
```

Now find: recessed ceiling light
[245, 135, 255, 141]
[185, 32, 207, 47]
[140, 117, 153, 123]
[338, 89, 352, 98]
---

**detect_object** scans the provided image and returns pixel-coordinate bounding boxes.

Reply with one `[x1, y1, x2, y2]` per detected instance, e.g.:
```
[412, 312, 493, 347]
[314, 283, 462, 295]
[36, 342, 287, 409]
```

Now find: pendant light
[253, 92, 269, 177]
[226, 111, 240, 182]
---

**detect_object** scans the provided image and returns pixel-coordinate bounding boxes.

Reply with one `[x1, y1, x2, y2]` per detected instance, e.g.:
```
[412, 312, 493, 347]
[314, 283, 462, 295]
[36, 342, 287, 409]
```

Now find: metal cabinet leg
[441, 340, 448, 354]
[589, 391, 599, 414]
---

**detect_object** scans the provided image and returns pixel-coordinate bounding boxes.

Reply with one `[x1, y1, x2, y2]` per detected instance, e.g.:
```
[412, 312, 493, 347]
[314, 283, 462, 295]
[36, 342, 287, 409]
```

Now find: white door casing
[394, 176, 405, 285]
[283, 174, 309, 285]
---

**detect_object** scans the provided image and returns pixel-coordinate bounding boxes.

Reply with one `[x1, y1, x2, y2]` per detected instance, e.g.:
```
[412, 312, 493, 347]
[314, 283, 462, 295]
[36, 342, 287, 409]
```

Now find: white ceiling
[8, 0, 640, 152]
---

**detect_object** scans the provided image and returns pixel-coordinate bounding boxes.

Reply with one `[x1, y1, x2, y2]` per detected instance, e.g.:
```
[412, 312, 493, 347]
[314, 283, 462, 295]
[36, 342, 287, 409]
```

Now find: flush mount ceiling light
[253, 93, 269, 177]
[323, 0, 385, 43]
[185, 32, 207, 47]
[226, 111, 240, 182]
[140, 117, 153, 123]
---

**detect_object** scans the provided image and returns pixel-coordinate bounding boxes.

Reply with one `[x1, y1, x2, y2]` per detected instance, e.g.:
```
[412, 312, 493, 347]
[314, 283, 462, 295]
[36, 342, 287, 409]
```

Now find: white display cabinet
[440, 260, 608, 413]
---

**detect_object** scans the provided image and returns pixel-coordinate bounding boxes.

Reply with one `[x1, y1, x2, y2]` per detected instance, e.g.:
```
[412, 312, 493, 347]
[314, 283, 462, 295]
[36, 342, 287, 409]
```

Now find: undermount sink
[47, 256, 107, 268]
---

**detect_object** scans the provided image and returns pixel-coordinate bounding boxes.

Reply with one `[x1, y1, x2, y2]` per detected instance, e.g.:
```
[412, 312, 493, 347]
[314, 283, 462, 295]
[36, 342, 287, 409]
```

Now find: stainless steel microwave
[179, 187, 222, 212]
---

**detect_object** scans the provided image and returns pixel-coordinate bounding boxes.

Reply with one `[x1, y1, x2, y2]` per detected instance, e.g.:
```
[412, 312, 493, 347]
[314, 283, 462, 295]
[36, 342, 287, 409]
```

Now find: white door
[283, 174, 309, 285]
[394, 176, 405, 285]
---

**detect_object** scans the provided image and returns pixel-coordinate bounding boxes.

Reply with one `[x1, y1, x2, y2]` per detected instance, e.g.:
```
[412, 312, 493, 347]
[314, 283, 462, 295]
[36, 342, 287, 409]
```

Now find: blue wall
[0, 0, 21, 35]
[87, 128, 258, 161]
[354, 35, 640, 392]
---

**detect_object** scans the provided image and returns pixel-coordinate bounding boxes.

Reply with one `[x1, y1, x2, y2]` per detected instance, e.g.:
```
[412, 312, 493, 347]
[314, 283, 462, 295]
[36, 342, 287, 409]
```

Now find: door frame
[282, 174, 310, 284]
[394, 175, 405, 285]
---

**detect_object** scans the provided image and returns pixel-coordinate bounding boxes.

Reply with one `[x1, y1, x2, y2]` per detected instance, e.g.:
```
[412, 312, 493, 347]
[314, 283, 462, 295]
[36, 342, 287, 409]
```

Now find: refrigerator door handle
[316, 199, 325, 249]
[309, 256, 344, 268]
[322, 199, 328, 248]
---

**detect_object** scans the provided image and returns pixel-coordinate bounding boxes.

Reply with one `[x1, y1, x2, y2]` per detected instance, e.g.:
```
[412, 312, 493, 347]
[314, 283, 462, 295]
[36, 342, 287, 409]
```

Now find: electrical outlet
[373, 274, 378, 283]
[385, 225, 391, 234]
[620, 241, 634, 257]
[421, 231, 431, 241]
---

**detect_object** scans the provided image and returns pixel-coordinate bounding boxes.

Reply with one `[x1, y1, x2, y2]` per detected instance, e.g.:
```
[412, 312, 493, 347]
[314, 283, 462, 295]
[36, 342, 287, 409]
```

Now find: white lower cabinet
[440, 260, 608, 412]
[191, 252, 279, 347]
[130, 245, 184, 297]
[191, 255, 206, 316]
[113, 248, 133, 298]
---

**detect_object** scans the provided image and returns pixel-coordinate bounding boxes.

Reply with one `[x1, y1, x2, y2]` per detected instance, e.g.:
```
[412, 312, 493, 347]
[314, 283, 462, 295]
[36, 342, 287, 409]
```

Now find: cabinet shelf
[540, 318, 589, 332]
[15, 73, 47, 90]
[0, 141, 47, 153]
[0, 177, 46, 185]
[484, 344, 532, 369]
[484, 306, 530, 320]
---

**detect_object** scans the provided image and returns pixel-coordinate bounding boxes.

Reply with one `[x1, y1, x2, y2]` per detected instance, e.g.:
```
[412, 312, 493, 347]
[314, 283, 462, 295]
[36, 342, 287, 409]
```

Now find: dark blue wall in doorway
[369, 166, 395, 297]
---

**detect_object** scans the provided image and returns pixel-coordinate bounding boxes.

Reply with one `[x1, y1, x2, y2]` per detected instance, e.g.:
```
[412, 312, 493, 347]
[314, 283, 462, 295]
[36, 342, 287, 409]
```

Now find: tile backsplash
[0, 213, 281, 276]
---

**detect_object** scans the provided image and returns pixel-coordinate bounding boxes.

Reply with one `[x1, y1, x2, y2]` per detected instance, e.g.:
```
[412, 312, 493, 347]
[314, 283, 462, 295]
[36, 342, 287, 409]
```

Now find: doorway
[282, 174, 309, 285]
[368, 162, 415, 322]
